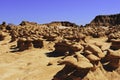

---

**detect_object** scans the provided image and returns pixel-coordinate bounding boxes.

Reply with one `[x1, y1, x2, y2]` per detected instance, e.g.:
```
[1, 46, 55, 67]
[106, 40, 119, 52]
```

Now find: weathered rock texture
[0, 13, 120, 80]
[0, 31, 6, 41]
[87, 13, 120, 27]
[45, 21, 79, 27]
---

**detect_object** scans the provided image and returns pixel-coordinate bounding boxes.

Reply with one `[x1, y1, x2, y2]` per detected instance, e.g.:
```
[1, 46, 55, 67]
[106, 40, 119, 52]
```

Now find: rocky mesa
[86, 13, 120, 27]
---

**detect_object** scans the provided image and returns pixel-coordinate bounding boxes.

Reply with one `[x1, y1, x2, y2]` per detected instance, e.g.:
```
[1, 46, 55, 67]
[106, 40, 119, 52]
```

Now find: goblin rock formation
[0, 13, 120, 80]
[0, 31, 6, 41]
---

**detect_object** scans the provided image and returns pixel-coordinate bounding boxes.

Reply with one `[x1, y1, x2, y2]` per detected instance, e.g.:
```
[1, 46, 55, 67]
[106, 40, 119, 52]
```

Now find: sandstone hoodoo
[0, 13, 120, 80]
[17, 38, 33, 51]
[58, 53, 93, 69]
[17, 37, 46, 51]
[53, 40, 84, 56]
[110, 39, 120, 50]
[0, 31, 6, 41]
[85, 44, 106, 58]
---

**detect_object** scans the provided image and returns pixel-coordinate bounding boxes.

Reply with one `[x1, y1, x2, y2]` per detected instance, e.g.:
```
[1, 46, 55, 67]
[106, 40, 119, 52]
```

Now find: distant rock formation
[19, 21, 37, 26]
[45, 21, 79, 27]
[87, 13, 120, 27]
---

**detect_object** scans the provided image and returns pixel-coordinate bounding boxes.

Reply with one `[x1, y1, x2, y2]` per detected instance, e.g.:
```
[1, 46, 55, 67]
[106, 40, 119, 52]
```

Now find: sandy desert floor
[0, 20, 120, 80]
[0, 34, 119, 80]
[0, 35, 65, 80]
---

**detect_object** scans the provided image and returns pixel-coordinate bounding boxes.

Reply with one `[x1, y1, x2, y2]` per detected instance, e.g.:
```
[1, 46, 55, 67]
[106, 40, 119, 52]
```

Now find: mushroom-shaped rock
[17, 38, 33, 51]
[85, 50, 93, 55]
[17, 38, 27, 46]
[86, 54, 100, 62]
[74, 53, 93, 69]
[111, 39, 120, 43]
[54, 40, 71, 54]
[43, 34, 57, 41]
[27, 37, 33, 42]
[58, 53, 93, 69]
[0, 31, 6, 41]
[86, 44, 106, 58]
[58, 56, 77, 65]
[32, 38, 44, 48]
[17, 38, 27, 51]
[25, 39, 33, 49]
[108, 59, 120, 69]
[103, 49, 120, 70]
[54, 40, 84, 56]
[75, 52, 90, 62]
[107, 49, 120, 59]
[110, 39, 120, 50]
[101, 43, 111, 51]
[94, 42, 111, 51]
[70, 43, 84, 52]
[104, 58, 120, 70]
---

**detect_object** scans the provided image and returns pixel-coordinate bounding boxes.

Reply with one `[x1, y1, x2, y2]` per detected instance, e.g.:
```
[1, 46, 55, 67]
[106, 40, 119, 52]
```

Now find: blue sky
[0, 0, 120, 25]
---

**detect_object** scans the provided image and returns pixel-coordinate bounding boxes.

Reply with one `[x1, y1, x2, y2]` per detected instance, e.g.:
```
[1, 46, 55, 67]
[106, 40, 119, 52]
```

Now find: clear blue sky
[0, 0, 120, 25]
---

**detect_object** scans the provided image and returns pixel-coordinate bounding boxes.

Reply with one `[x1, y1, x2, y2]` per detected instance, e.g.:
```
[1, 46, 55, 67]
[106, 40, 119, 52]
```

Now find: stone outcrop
[19, 21, 37, 26]
[53, 42, 120, 80]
[0, 31, 6, 41]
[87, 13, 120, 27]
[110, 39, 120, 50]
[0, 14, 120, 80]
[17, 38, 45, 51]
[17, 38, 33, 51]
[58, 53, 93, 69]
[84, 44, 106, 58]
[46, 21, 79, 27]
[0, 22, 7, 30]
[53, 40, 84, 56]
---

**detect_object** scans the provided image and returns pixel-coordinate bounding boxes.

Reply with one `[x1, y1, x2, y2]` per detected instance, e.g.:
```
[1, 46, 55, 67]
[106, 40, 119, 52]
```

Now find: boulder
[17, 38, 33, 51]
[85, 44, 106, 58]
[54, 40, 70, 54]
[110, 39, 120, 50]
[70, 43, 84, 52]
[107, 49, 120, 59]
[102, 49, 120, 70]
[32, 38, 44, 48]
[94, 42, 111, 51]
[42, 34, 57, 41]
[86, 54, 100, 62]
[0, 31, 6, 41]
[54, 40, 84, 56]
[58, 53, 93, 69]
[108, 59, 120, 69]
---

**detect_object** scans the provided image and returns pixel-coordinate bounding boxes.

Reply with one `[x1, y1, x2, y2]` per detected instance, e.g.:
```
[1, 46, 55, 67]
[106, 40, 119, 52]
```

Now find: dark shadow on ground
[52, 65, 90, 80]
[103, 63, 118, 72]
[46, 51, 65, 57]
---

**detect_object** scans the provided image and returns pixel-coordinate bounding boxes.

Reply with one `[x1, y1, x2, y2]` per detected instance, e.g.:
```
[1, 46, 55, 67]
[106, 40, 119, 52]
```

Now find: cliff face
[88, 13, 120, 27]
